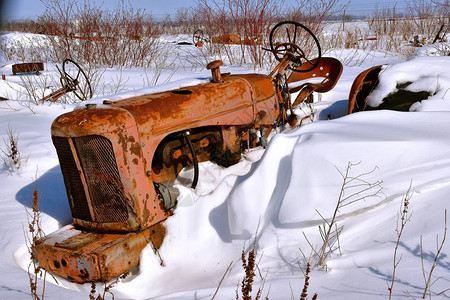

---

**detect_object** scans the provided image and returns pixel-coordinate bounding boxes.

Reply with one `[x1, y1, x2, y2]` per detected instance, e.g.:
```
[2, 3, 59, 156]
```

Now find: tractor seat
[287, 57, 343, 106]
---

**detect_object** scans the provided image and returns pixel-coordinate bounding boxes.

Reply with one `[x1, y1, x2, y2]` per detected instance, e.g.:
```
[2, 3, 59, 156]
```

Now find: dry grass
[303, 162, 383, 270]
[324, 1, 449, 59]
[193, 0, 281, 68]
[89, 276, 125, 300]
[24, 182, 47, 300]
[1, 124, 22, 172]
[420, 209, 447, 298]
[32, 0, 164, 68]
[388, 187, 448, 299]
[300, 263, 318, 300]
[2, 0, 447, 68]
[240, 246, 257, 300]
[238, 229, 266, 300]
[388, 183, 413, 300]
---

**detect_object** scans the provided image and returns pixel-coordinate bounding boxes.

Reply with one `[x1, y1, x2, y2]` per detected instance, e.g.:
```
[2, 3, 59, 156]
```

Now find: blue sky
[2, 0, 410, 21]
[2, 0, 192, 20]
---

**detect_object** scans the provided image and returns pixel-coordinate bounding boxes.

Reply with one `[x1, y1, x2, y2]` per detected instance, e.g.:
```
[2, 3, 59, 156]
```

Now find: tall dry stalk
[211, 261, 234, 300]
[303, 162, 383, 269]
[421, 209, 447, 299]
[240, 246, 257, 300]
[236, 224, 266, 300]
[388, 184, 413, 300]
[300, 263, 318, 300]
[24, 182, 47, 300]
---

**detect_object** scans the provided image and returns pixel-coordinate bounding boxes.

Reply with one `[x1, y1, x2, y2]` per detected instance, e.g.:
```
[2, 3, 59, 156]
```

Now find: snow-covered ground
[1, 28, 450, 300]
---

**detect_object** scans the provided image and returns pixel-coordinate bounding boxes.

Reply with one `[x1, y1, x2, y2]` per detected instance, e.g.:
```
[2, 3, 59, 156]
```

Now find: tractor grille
[74, 136, 129, 223]
[53, 136, 92, 221]
[53, 135, 129, 223]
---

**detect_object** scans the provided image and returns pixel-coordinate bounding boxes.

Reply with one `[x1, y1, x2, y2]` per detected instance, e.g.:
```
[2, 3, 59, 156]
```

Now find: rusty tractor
[193, 29, 262, 47]
[35, 21, 342, 284]
[12, 62, 44, 75]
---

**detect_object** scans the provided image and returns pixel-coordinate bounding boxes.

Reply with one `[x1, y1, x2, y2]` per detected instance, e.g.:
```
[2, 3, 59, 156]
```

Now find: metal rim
[193, 29, 205, 45]
[61, 59, 93, 101]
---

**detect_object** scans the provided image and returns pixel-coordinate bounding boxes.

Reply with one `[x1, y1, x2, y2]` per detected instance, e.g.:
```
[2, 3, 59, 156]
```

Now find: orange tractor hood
[50, 73, 279, 233]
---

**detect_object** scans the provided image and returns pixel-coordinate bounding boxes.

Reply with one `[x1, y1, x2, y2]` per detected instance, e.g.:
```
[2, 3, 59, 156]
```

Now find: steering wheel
[193, 29, 205, 46]
[60, 59, 93, 101]
[269, 21, 321, 72]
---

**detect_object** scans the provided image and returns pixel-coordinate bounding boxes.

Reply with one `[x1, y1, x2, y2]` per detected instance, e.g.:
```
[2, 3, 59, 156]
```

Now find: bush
[38, 0, 163, 68]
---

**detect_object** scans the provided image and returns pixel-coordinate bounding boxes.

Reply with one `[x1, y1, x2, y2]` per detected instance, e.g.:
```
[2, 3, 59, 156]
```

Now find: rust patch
[129, 141, 142, 157]
[141, 200, 151, 224]
[36, 222, 167, 283]
[256, 110, 267, 122]
[110, 75, 266, 130]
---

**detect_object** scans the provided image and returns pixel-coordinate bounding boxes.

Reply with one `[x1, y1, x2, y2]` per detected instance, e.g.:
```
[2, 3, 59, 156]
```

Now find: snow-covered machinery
[35, 21, 342, 283]
[347, 64, 434, 113]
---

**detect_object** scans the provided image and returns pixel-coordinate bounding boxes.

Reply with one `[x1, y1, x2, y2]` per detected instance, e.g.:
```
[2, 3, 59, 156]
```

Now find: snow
[1, 27, 450, 300]
[366, 56, 450, 108]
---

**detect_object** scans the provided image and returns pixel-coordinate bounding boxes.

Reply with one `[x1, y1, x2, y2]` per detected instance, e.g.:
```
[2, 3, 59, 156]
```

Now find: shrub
[1, 124, 22, 172]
